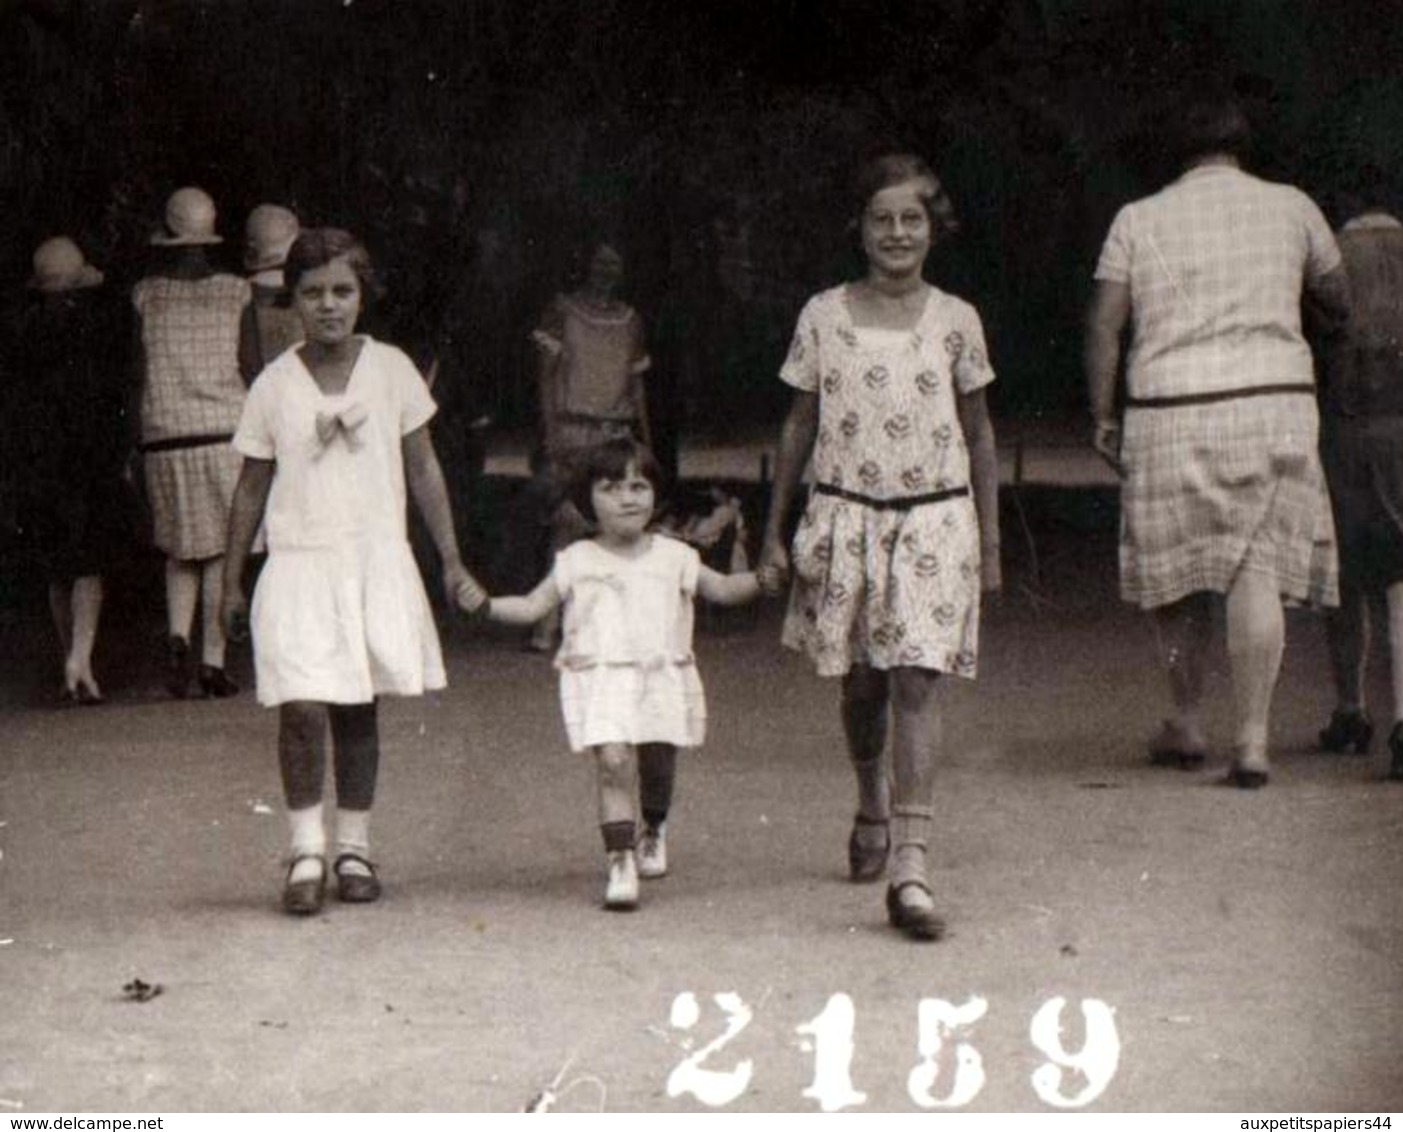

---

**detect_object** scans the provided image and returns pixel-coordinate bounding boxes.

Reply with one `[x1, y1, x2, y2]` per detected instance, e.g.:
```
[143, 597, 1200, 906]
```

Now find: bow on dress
[314, 401, 369, 450]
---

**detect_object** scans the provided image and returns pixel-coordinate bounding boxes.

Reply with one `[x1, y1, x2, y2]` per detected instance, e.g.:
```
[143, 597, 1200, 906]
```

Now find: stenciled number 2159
[665, 991, 1120, 1111]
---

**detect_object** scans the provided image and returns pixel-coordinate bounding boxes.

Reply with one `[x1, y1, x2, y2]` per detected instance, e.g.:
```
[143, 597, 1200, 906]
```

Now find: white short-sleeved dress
[552, 535, 706, 753]
[780, 285, 994, 679]
[233, 337, 446, 706]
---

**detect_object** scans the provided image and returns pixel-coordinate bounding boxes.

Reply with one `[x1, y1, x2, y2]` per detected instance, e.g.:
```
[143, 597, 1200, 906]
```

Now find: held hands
[221, 590, 250, 644]
[1091, 420, 1126, 479]
[445, 562, 489, 619]
[756, 538, 790, 598]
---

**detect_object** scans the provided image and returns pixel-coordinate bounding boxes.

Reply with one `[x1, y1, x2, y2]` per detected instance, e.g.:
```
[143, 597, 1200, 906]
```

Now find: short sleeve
[674, 538, 700, 595]
[628, 310, 652, 375]
[530, 295, 568, 356]
[1094, 205, 1134, 284]
[779, 297, 822, 392]
[1300, 193, 1344, 281]
[949, 302, 996, 395]
[233, 370, 276, 460]
[388, 345, 437, 435]
[550, 543, 580, 598]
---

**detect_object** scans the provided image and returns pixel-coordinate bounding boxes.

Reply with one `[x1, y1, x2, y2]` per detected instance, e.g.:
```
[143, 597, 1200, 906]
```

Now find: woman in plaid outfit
[134, 187, 252, 698]
[1085, 96, 1352, 787]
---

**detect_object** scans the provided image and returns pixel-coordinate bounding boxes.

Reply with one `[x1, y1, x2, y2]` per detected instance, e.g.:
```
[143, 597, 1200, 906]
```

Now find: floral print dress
[779, 285, 994, 678]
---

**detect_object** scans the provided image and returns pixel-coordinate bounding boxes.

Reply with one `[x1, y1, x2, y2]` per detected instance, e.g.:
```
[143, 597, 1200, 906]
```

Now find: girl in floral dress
[759, 154, 1001, 941]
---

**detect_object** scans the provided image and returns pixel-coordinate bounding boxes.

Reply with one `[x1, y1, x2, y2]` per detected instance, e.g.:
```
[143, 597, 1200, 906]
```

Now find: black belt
[556, 412, 636, 427]
[1126, 383, 1314, 409]
[816, 482, 968, 510]
[139, 432, 234, 454]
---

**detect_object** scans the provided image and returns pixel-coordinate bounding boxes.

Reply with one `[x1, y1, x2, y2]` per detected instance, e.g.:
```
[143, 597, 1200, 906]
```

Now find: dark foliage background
[3, 0, 1402, 431]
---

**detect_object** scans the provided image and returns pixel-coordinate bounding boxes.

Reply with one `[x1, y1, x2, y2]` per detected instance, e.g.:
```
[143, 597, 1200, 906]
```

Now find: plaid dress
[1095, 165, 1342, 609]
[134, 273, 251, 559]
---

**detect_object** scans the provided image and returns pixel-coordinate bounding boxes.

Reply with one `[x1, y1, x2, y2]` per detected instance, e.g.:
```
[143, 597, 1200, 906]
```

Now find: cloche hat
[28, 236, 104, 292]
[244, 204, 300, 271]
[150, 186, 223, 246]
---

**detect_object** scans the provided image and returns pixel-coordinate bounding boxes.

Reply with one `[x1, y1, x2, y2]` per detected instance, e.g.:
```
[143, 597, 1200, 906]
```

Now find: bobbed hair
[1175, 95, 1252, 166]
[853, 152, 960, 242]
[284, 227, 386, 302]
[569, 437, 664, 523]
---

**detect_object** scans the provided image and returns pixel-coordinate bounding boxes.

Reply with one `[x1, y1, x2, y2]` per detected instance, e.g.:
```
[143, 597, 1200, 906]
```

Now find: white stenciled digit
[906, 995, 988, 1108]
[666, 991, 755, 1107]
[1029, 996, 1120, 1108]
[795, 993, 867, 1112]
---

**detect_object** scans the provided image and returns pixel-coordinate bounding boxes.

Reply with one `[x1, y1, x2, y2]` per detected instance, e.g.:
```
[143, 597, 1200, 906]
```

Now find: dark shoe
[848, 814, 890, 883]
[1318, 708, 1374, 754]
[282, 854, 326, 915]
[885, 880, 946, 941]
[1388, 723, 1403, 782]
[197, 665, 239, 698]
[165, 636, 193, 699]
[1148, 721, 1207, 770]
[333, 853, 382, 904]
[1226, 751, 1270, 790]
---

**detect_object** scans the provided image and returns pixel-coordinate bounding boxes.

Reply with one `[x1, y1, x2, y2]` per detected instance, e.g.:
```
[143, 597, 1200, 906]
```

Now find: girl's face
[591, 460, 655, 541]
[861, 179, 932, 281]
[585, 244, 624, 296]
[293, 256, 363, 345]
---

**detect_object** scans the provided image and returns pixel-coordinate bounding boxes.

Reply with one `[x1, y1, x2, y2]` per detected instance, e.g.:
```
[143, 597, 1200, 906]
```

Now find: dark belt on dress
[139, 432, 234, 454]
[815, 482, 969, 510]
[1125, 383, 1314, 409]
[556, 411, 637, 428]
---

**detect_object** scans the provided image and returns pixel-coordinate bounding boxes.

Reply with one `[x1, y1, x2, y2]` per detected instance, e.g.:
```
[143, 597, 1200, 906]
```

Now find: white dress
[553, 535, 706, 753]
[233, 337, 446, 706]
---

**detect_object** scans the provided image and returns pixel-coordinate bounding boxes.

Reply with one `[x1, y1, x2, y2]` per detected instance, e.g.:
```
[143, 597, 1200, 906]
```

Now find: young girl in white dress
[222, 228, 483, 915]
[461, 438, 759, 910]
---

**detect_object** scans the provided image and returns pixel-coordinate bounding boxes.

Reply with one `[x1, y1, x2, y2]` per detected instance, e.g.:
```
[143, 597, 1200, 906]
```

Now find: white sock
[287, 803, 325, 883]
[335, 808, 372, 876]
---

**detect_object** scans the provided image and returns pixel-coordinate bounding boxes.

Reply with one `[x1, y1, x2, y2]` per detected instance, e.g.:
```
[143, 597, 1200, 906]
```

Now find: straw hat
[244, 204, 300, 272]
[150, 186, 223, 246]
[28, 236, 104, 292]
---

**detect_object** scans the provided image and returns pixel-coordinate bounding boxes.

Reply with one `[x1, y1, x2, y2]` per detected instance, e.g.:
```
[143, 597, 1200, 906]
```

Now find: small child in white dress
[460, 438, 760, 910]
[222, 228, 484, 916]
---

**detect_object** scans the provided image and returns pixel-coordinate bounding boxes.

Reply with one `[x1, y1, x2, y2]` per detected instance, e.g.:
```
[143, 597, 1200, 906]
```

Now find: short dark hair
[853, 153, 960, 241]
[284, 227, 385, 301]
[569, 437, 664, 523]
[1176, 96, 1252, 165]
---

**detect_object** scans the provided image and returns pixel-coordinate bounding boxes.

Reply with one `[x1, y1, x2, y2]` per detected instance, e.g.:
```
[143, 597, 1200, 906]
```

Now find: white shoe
[637, 825, 668, 879]
[604, 850, 639, 910]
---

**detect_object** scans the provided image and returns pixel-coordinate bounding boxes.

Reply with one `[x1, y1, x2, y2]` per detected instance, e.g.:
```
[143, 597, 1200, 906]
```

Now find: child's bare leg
[66, 576, 104, 697]
[280, 701, 329, 885]
[330, 702, 380, 887]
[596, 742, 640, 908]
[888, 668, 942, 924]
[596, 742, 639, 835]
